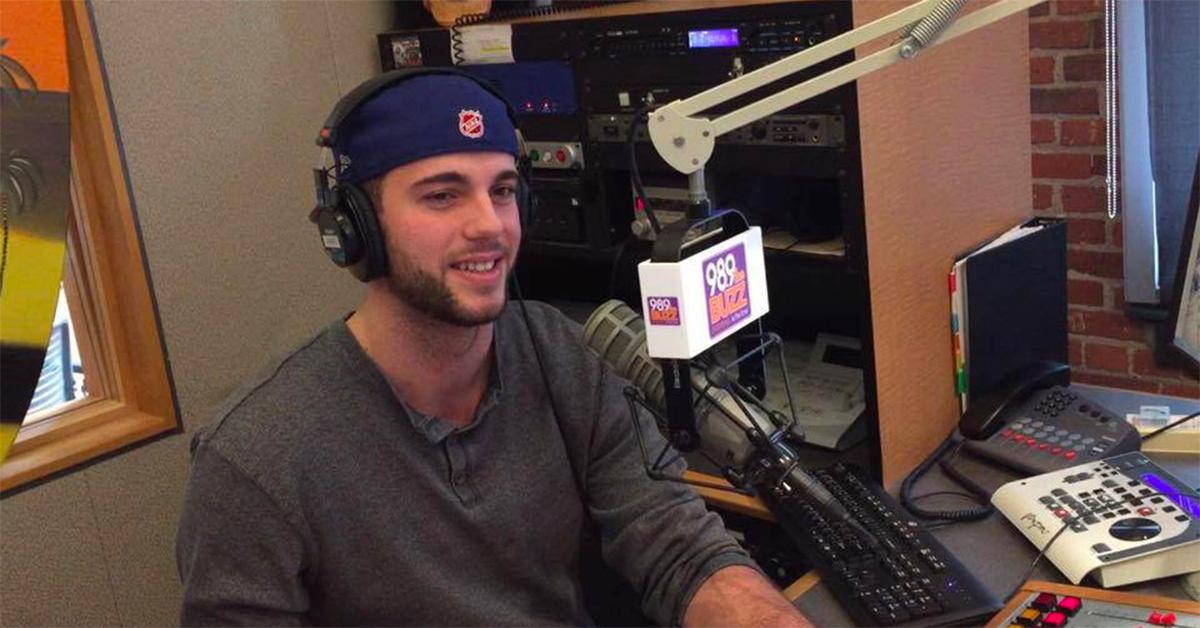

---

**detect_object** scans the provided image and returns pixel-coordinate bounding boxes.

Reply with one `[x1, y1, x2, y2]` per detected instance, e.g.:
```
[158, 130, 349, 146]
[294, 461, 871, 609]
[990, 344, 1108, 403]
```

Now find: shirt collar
[330, 309, 511, 445]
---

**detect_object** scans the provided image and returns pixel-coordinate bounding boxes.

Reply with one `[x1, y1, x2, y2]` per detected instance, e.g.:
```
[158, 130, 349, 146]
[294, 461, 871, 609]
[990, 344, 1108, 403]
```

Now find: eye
[492, 184, 518, 203]
[423, 190, 458, 207]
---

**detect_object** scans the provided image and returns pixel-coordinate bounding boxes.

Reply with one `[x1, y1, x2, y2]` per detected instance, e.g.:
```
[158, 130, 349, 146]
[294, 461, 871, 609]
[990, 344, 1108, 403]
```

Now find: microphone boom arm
[647, 0, 1045, 175]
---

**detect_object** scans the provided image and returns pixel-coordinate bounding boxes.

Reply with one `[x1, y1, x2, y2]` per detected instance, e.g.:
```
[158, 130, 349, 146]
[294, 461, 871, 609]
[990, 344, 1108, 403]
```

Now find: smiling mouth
[452, 259, 499, 273]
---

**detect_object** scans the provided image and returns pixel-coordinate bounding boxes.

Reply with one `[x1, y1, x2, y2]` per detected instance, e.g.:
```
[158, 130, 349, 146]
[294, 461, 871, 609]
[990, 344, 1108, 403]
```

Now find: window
[23, 285, 88, 420]
[1, 0, 178, 492]
[1119, 0, 1200, 307]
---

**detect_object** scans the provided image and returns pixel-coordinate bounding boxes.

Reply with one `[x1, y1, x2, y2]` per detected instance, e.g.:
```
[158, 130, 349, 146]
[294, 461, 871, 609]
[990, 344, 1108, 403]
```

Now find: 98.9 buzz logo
[646, 296, 681, 326]
[702, 243, 751, 337]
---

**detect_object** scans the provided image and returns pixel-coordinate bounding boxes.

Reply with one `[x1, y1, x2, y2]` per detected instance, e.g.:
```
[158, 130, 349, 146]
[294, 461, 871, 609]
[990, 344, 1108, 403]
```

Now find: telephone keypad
[964, 386, 1142, 475]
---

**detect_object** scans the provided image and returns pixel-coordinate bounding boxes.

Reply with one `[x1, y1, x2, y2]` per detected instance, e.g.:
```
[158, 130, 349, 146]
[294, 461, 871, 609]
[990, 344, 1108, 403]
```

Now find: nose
[463, 189, 506, 240]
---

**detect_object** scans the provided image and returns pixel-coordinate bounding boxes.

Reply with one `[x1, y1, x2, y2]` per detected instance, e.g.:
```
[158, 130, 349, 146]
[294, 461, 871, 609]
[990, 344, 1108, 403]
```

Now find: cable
[1001, 512, 1074, 605]
[605, 234, 636, 300]
[1141, 410, 1200, 442]
[510, 277, 585, 498]
[999, 489, 1175, 606]
[626, 103, 661, 235]
[907, 490, 981, 503]
[900, 431, 994, 523]
[1104, 0, 1119, 220]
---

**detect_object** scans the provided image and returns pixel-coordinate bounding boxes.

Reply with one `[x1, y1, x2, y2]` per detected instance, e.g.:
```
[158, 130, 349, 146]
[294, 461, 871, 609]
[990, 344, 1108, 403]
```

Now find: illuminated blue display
[1142, 473, 1200, 517]
[688, 28, 739, 49]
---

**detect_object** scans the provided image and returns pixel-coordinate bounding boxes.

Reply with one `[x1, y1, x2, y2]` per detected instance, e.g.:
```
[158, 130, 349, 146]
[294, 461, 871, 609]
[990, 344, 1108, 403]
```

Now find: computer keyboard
[763, 463, 1002, 626]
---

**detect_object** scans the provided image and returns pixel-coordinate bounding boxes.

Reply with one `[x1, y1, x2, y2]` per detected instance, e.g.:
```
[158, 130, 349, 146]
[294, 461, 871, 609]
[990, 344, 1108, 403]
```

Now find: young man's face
[374, 151, 522, 326]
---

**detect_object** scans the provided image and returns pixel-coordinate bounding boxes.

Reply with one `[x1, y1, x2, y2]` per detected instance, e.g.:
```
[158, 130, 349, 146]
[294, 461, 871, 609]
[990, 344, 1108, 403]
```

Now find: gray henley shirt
[176, 301, 756, 626]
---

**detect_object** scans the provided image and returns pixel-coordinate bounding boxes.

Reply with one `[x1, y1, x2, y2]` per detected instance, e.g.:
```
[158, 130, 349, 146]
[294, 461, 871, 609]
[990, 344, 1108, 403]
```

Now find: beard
[385, 246, 509, 327]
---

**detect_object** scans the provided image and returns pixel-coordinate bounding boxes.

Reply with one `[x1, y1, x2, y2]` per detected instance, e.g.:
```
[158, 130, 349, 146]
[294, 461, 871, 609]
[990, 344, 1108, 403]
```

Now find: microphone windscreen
[582, 300, 664, 409]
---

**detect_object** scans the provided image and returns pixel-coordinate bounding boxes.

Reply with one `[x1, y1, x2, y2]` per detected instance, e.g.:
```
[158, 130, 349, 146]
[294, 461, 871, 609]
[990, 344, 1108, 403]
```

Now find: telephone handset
[957, 361, 1142, 476]
[960, 360, 1070, 439]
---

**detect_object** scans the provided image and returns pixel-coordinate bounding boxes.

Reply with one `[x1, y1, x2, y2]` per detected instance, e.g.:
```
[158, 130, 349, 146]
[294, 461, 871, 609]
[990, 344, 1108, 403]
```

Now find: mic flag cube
[638, 226, 770, 359]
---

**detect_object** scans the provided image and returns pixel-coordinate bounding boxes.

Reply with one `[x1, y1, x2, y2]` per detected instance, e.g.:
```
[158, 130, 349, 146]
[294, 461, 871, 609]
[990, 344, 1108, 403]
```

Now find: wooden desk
[692, 385, 1200, 621]
[985, 581, 1200, 628]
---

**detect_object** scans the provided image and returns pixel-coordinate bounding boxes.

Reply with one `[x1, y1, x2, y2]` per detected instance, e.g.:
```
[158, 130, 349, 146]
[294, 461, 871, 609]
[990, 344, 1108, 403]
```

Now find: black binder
[960, 218, 1068, 406]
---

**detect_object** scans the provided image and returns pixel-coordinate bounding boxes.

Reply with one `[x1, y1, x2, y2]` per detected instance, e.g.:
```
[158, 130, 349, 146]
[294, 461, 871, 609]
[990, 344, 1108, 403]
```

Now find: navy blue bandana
[332, 74, 519, 185]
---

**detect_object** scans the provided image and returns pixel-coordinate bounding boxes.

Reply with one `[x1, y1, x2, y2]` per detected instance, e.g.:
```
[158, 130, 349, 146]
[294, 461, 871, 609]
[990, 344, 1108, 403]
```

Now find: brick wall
[1028, 0, 1199, 398]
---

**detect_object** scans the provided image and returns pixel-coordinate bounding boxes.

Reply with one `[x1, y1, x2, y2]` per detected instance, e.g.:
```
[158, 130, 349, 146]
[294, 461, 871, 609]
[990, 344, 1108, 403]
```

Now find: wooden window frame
[1, 0, 179, 492]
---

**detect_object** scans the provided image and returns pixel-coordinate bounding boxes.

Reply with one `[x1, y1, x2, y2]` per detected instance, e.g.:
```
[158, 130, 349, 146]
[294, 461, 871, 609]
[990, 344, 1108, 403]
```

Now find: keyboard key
[771, 464, 998, 627]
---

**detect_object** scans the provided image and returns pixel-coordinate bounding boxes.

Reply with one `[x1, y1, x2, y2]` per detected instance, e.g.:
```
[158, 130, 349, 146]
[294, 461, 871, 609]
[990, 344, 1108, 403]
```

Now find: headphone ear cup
[339, 183, 388, 282]
[312, 203, 362, 269]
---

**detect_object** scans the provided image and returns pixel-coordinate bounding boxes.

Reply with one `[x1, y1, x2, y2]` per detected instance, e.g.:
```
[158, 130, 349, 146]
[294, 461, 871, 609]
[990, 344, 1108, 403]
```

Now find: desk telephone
[957, 361, 1142, 475]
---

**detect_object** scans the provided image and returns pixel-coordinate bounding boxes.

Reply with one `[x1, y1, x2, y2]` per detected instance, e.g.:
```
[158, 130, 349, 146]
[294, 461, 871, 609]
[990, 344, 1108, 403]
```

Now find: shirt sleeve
[583, 365, 761, 626]
[176, 439, 311, 626]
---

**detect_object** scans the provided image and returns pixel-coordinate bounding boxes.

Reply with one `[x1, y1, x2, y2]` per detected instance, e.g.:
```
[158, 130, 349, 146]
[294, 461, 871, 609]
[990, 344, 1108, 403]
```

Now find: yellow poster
[0, 0, 71, 462]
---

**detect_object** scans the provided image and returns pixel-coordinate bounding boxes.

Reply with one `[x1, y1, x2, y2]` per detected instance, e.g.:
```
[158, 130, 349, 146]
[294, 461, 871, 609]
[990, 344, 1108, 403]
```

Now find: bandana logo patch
[458, 109, 484, 139]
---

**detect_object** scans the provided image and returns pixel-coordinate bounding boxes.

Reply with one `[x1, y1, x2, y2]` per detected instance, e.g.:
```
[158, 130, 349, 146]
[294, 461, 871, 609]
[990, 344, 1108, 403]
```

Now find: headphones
[309, 67, 532, 282]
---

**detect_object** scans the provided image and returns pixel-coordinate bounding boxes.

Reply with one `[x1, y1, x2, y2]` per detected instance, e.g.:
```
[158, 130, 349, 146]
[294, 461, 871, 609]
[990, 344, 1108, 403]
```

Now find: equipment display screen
[1142, 473, 1200, 517]
[688, 28, 739, 49]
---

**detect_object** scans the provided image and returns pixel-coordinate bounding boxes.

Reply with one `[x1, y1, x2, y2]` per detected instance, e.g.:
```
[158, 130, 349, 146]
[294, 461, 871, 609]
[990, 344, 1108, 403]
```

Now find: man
[176, 72, 811, 627]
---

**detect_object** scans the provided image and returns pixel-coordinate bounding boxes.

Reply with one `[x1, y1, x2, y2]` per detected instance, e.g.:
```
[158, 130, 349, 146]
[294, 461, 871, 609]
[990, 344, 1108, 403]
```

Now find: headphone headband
[310, 67, 533, 283]
[316, 67, 521, 149]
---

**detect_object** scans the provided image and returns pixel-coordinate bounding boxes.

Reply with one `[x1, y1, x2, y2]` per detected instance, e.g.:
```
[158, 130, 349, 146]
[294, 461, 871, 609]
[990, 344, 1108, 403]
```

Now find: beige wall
[0, 2, 388, 624]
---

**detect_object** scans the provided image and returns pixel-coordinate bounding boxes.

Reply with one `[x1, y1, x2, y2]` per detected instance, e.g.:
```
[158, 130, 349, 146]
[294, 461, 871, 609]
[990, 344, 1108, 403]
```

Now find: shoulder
[190, 321, 368, 489]
[502, 300, 585, 345]
[497, 300, 610, 387]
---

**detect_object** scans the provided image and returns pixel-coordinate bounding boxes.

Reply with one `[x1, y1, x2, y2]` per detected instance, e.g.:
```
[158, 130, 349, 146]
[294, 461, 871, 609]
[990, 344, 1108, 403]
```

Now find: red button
[1032, 592, 1057, 610]
[1139, 507, 1154, 516]
[1014, 435, 1025, 443]
[1041, 611, 1068, 628]
[1058, 596, 1082, 616]
[1065, 451, 1077, 460]
[1003, 429, 1014, 437]
[1151, 611, 1164, 625]
[1052, 447, 1063, 454]
[1039, 443, 1050, 450]
[1027, 439, 1038, 447]
[1164, 612, 1177, 626]
[1054, 508, 1069, 518]
[555, 149, 567, 163]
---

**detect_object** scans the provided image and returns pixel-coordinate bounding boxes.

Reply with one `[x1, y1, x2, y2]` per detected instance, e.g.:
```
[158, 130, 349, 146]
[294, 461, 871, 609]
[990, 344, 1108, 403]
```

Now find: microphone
[583, 300, 877, 546]
[583, 300, 761, 468]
